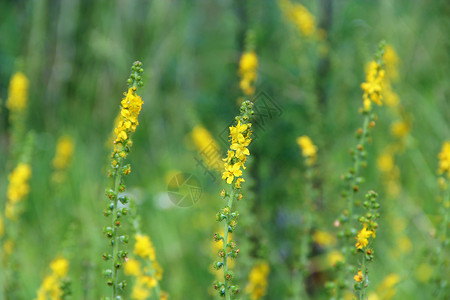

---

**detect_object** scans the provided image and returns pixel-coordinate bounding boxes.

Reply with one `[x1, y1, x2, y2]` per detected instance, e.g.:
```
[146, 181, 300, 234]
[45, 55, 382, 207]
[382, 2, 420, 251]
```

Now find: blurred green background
[0, 0, 449, 299]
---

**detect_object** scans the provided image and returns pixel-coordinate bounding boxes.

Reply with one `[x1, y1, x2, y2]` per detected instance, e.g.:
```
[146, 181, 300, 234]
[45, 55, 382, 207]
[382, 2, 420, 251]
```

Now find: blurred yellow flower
[134, 234, 156, 261]
[377, 152, 394, 173]
[53, 136, 75, 170]
[397, 236, 412, 253]
[3, 239, 14, 256]
[6, 72, 29, 113]
[245, 262, 270, 300]
[239, 51, 258, 95]
[50, 257, 69, 278]
[438, 141, 450, 177]
[125, 258, 142, 277]
[415, 263, 433, 283]
[132, 284, 151, 300]
[6, 163, 32, 220]
[368, 292, 380, 300]
[384, 45, 399, 82]
[327, 250, 344, 267]
[296, 135, 317, 166]
[280, 0, 316, 37]
[35, 256, 69, 300]
[313, 230, 336, 247]
[190, 126, 222, 171]
[390, 121, 409, 139]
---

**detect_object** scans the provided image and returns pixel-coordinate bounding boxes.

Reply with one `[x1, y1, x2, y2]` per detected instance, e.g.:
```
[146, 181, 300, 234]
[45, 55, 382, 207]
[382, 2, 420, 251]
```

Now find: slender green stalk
[336, 114, 371, 299]
[359, 255, 367, 300]
[223, 187, 236, 300]
[111, 159, 123, 299]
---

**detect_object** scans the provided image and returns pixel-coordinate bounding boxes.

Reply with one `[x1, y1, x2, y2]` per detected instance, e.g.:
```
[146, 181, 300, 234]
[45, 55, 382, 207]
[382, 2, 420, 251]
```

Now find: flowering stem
[112, 158, 123, 299]
[223, 186, 236, 300]
[359, 254, 367, 300]
[337, 114, 371, 298]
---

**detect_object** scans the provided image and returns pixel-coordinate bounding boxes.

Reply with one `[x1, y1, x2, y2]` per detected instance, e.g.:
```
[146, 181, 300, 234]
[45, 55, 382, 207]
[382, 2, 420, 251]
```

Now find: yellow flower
[138, 275, 157, 289]
[355, 226, 374, 249]
[134, 234, 156, 261]
[50, 257, 69, 278]
[313, 230, 336, 247]
[153, 261, 163, 280]
[113, 88, 143, 147]
[354, 270, 363, 282]
[280, 0, 316, 37]
[383, 45, 399, 82]
[222, 163, 243, 184]
[7, 163, 32, 204]
[53, 135, 75, 170]
[296, 135, 317, 165]
[361, 61, 385, 107]
[377, 152, 394, 173]
[239, 52, 258, 95]
[438, 141, 450, 177]
[131, 284, 151, 300]
[397, 236, 412, 253]
[125, 258, 142, 277]
[245, 262, 270, 300]
[390, 121, 409, 139]
[160, 291, 169, 300]
[415, 263, 433, 283]
[3, 239, 14, 256]
[190, 126, 222, 171]
[6, 72, 29, 113]
[6, 163, 32, 220]
[327, 250, 344, 267]
[235, 177, 245, 188]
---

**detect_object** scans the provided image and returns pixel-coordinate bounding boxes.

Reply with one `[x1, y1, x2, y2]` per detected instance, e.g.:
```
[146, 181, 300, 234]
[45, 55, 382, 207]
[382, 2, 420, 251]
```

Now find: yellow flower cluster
[384, 45, 399, 82]
[239, 51, 258, 95]
[5, 163, 32, 220]
[134, 233, 156, 261]
[280, 0, 316, 37]
[6, 72, 29, 114]
[361, 61, 385, 110]
[354, 270, 363, 282]
[52, 136, 75, 170]
[245, 262, 270, 300]
[35, 257, 69, 300]
[355, 226, 375, 249]
[190, 126, 222, 171]
[296, 135, 317, 166]
[113, 87, 144, 154]
[438, 141, 450, 177]
[125, 234, 166, 300]
[222, 121, 252, 188]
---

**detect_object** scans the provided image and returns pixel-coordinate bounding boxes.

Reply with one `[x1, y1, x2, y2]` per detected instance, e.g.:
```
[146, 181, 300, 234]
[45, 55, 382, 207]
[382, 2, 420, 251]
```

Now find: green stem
[295, 165, 314, 300]
[223, 186, 236, 300]
[359, 254, 367, 300]
[337, 114, 370, 299]
[436, 180, 449, 299]
[111, 158, 123, 299]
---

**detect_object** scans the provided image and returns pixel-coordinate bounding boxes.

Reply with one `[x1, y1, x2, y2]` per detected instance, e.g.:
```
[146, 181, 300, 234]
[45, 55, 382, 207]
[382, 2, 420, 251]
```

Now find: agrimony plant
[212, 100, 254, 299]
[329, 43, 386, 299]
[102, 61, 144, 300]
